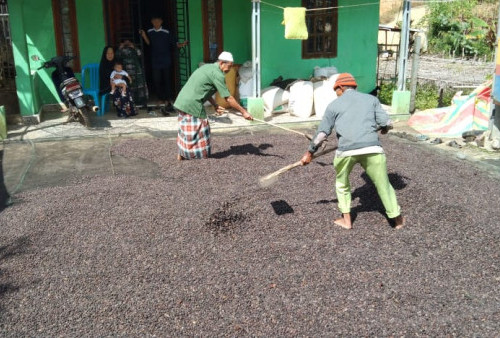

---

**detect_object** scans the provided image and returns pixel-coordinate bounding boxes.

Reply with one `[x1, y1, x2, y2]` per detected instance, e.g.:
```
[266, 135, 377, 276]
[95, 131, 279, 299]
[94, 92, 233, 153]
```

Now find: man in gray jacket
[300, 73, 404, 230]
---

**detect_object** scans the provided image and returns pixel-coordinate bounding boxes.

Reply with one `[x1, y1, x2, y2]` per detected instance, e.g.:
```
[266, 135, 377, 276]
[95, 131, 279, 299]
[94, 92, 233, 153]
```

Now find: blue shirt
[147, 27, 177, 68]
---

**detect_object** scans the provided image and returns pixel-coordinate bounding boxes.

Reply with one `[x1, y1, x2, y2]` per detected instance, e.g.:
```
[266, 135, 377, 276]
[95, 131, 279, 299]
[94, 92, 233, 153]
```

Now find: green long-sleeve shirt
[174, 63, 230, 119]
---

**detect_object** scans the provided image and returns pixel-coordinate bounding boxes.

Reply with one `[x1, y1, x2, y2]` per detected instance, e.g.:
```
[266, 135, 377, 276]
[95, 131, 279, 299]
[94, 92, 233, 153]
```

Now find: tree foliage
[424, 0, 497, 58]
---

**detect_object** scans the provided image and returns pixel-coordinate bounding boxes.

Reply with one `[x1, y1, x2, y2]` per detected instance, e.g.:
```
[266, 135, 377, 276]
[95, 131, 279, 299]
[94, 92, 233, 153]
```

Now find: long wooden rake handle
[251, 117, 313, 141]
[259, 146, 337, 187]
[224, 110, 313, 141]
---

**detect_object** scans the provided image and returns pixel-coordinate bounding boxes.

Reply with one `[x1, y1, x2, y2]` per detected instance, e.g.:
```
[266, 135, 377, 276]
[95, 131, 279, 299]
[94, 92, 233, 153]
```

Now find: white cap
[218, 51, 234, 62]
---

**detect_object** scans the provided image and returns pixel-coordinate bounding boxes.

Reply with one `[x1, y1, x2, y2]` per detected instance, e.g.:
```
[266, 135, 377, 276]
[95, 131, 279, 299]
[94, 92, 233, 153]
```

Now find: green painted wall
[188, 0, 252, 69]
[10, 0, 57, 116]
[188, 0, 379, 92]
[10, 0, 105, 116]
[11, 0, 379, 116]
[75, 0, 106, 66]
[188, 0, 204, 71]
[9, 2, 32, 116]
[222, 0, 252, 65]
[259, 0, 380, 92]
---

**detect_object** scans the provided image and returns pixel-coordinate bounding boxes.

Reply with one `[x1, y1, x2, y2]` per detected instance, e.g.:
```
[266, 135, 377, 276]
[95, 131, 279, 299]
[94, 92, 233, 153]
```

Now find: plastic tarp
[407, 81, 492, 138]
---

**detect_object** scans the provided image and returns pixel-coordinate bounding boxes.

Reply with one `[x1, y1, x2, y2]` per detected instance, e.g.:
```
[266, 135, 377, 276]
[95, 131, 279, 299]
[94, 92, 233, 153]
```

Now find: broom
[259, 146, 337, 188]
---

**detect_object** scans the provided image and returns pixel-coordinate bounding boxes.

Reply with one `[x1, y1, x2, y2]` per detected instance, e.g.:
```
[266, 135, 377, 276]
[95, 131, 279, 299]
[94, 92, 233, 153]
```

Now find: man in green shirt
[174, 51, 253, 160]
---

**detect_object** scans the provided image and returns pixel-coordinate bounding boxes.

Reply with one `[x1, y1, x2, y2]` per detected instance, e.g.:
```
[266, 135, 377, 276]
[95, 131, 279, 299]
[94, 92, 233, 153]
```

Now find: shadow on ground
[211, 143, 280, 158]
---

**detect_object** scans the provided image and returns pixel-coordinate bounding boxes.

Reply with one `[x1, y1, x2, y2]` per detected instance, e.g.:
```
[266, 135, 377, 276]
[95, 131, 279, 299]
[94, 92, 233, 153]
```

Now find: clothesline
[410, 0, 458, 3]
[259, 0, 379, 11]
[259, 0, 458, 10]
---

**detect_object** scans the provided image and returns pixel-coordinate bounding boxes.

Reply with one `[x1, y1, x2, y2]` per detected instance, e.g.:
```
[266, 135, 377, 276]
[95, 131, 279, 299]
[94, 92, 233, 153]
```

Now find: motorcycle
[35, 55, 98, 128]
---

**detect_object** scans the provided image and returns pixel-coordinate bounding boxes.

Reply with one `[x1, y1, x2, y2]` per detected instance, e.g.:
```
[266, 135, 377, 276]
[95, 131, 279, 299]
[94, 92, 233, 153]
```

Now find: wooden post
[437, 86, 444, 108]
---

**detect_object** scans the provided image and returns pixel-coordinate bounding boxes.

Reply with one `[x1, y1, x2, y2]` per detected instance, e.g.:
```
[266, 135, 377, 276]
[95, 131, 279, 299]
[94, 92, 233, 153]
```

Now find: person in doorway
[300, 73, 404, 230]
[139, 16, 188, 114]
[173, 51, 253, 160]
[110, 61, 132, 97]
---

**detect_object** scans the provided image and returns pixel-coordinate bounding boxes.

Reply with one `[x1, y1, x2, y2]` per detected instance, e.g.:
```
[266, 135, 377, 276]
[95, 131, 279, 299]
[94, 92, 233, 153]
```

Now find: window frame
[301, 0, 338, 59]
[202, 0, 223, 63]
[51, 0, 81, 71]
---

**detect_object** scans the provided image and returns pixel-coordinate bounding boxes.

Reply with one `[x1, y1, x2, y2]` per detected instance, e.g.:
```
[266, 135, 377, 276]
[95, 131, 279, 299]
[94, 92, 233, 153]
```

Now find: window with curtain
[52, 0, 80, 71]
[302, 0, 338, 59]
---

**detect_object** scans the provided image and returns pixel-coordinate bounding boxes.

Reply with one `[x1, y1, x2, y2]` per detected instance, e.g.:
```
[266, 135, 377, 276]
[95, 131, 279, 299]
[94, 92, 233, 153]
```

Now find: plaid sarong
[177, 110, 211, 159]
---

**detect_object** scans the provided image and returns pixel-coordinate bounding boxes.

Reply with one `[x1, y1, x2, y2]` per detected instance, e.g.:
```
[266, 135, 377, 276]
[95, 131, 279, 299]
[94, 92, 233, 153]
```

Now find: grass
[378, 80, 466, 110]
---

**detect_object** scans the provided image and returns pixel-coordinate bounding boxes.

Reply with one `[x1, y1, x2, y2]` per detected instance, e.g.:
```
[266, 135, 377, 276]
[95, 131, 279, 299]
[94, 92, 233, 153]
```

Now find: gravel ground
[1, 133, 499, 336]
[378, 55, 494, 87]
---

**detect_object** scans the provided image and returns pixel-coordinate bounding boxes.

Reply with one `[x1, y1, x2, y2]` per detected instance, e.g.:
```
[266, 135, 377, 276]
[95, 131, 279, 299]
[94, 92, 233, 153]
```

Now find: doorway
[103, 0, 191, 107]
[0, 0, 21, 122]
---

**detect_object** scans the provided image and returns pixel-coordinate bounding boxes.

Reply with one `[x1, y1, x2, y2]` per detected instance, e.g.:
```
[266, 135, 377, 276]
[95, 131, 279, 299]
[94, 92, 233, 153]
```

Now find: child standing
[110, 61, 132, 97]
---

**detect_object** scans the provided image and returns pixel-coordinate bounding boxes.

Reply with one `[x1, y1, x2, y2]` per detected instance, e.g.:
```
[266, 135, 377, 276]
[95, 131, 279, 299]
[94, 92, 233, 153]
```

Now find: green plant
[422, 0, 497, 58]
[378, 81, 463, 111]
[415, 83, 440, 109]
[378, 81, 396, 105]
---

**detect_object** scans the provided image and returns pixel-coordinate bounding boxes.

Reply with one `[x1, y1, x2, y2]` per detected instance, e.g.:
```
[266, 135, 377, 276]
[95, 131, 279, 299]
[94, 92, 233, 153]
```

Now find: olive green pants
[333, 153, 401, 218]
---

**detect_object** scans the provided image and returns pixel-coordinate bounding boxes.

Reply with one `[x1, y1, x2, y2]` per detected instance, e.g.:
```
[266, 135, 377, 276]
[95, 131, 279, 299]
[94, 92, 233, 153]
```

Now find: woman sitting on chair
[99, 45, 137, 117]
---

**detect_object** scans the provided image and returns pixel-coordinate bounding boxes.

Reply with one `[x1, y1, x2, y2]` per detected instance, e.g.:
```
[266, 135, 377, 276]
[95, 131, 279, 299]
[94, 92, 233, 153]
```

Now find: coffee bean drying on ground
[1, 132, 499, 336]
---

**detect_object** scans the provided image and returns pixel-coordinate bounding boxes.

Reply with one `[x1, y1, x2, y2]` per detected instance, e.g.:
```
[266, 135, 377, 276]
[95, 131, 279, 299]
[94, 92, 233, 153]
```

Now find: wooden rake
[259, 146, 337, 188]
[224, 110, 313, 141]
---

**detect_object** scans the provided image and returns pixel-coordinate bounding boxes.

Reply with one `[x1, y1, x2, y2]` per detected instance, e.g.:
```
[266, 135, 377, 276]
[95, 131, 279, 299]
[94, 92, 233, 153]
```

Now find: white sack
[288, 81, 314, 118]
[313, 81, 338, 119]
[261, 86, 290, 117]
[313, 73, 339, 118]
[238, 79, 254, 98]
[238, 61, 254, 98]
[238, 61, 253, 83]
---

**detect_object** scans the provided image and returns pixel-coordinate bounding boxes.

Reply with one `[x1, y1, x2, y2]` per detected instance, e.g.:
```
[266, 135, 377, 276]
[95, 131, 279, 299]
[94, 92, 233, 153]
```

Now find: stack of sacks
[259, 66, 339, 119]
[238, 61, 254, 99]
[261, 86, 290, 118]
[313, 73, 339, 119]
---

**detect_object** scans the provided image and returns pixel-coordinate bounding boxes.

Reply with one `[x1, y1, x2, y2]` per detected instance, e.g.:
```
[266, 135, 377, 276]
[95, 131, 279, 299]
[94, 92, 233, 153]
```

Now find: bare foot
[334, 218, 352, 229]
[393, 215, 404, 229]
[177, 154, 184, 161]
[334, 213, 352, 229]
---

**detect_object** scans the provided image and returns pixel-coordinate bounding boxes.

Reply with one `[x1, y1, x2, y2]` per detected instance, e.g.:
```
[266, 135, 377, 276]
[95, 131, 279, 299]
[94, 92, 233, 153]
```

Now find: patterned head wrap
[334, 73, 357, 90]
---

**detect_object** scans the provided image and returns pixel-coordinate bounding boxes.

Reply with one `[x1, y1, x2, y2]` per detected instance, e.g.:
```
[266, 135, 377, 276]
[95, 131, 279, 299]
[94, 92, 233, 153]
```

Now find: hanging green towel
[281, 7, 308, 40]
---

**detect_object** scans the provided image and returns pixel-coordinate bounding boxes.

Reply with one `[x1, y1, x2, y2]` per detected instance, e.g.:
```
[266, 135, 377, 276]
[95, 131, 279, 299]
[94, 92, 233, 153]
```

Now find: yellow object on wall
[281, 7, 308, 40]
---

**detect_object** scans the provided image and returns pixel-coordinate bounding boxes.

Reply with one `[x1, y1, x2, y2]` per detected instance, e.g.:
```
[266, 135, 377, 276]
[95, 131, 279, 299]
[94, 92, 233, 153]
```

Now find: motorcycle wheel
[77, 107, 91, 128]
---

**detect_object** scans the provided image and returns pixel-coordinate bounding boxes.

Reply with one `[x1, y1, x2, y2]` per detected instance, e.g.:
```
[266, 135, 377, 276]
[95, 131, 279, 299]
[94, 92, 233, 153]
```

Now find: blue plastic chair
[100, 93, 111, 115]
[81, 63, 105, 116]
